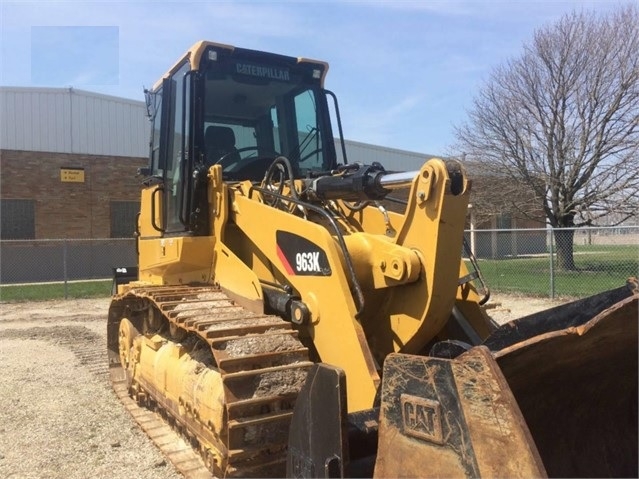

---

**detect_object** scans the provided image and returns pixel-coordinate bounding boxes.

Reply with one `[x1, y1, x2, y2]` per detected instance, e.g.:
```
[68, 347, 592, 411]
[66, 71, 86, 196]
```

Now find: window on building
[110, 201, 140, 238]
[496, 213, 512, 229]
[1, 199, 35, 239]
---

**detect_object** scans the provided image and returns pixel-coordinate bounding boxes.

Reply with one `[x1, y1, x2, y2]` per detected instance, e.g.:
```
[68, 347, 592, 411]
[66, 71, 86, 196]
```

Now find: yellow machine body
[107, 41, 638, 478]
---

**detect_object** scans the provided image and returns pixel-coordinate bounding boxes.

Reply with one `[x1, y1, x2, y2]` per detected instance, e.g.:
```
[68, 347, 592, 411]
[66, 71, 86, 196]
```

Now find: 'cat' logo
[276, 231, 331, 277]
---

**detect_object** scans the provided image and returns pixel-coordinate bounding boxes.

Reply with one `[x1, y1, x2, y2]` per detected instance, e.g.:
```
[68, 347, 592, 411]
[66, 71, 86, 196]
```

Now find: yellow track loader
[107, 41, 638, 478]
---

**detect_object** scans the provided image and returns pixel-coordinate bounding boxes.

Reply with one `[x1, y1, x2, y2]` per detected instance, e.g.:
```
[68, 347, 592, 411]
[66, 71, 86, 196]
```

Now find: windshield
[203, 61, 334, 180]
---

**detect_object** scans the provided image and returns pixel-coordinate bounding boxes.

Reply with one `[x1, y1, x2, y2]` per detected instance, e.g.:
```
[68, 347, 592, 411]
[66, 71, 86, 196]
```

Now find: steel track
[109, 285, 312, 478]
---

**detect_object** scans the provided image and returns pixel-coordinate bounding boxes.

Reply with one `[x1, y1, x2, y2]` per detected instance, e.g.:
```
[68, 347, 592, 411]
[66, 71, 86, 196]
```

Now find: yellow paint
[229, 191, 380, 412]
[60, 168, 85, 183]
[136, 161, 494, 412]
[138, 235, 214, 286]
[138, 185, 163, 238]
[132, 334, 227, 463]
[133, 157, 495, 413]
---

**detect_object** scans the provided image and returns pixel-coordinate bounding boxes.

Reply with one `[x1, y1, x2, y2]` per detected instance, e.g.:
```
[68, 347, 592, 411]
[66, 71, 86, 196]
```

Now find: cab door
[162, 61, 192, 234]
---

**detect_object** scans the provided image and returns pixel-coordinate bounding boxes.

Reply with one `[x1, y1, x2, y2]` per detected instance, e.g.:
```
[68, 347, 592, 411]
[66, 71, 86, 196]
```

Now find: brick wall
[1, 149, 147, 239]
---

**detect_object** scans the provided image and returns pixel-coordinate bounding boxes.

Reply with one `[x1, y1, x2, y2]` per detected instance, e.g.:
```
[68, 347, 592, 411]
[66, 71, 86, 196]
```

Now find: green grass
[0, 280, 112, 302]
[469, 244, 638, 297]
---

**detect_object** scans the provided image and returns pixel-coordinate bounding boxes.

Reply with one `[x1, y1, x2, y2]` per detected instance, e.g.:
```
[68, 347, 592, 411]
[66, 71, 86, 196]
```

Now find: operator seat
[205, 125, 240, 166]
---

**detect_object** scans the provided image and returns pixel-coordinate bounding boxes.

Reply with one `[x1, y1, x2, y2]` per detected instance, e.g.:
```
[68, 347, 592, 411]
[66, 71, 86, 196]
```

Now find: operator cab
[202, 46, 336, 181]
[144, 42, 341, 235]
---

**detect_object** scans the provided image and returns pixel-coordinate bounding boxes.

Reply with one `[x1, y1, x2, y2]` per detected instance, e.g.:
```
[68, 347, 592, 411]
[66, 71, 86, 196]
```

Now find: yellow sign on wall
[60, 168, 85, 183]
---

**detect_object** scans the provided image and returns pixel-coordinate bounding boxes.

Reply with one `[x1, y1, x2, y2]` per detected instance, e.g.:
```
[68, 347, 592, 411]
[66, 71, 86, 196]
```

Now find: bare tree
[455, 5, 639, 270]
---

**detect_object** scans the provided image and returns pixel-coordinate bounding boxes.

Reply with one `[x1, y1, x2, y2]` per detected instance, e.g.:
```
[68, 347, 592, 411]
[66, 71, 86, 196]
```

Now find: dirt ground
[0, 294, 562, 478]
[0, 298, 182, 479]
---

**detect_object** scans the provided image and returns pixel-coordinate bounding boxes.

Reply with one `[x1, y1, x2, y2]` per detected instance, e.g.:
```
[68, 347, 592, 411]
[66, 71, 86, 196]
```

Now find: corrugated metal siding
[0, 87, 148, 157]
[0, 90, 71, 151]
[1, 87, 439, 165]
[335, 138, 437, 172]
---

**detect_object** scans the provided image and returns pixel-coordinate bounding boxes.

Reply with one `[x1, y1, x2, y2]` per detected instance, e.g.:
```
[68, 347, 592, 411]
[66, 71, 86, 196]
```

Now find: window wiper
[290, 126, 320, 163]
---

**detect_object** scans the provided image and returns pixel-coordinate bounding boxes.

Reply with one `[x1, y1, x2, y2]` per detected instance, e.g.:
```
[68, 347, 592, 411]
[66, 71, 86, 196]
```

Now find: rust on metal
[374, 348, 546, 478]
[492, 283, 639, 478]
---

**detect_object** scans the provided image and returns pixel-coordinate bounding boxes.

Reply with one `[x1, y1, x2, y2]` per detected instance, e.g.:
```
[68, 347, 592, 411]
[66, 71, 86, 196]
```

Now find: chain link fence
[0, 226, 637, 299]
[0, 238, 136, 292]
[465, 226, 639, 298]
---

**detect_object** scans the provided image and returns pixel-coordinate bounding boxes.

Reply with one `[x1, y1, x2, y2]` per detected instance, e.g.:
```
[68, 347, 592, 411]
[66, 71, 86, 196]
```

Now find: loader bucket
[375, 279, 638, 478]
[375, 347, 547, 478]
[488, 280, 638, 478]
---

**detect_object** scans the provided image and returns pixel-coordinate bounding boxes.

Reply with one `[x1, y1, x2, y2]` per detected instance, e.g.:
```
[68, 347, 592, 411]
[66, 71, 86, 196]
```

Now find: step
[228, 410, 294, 430]
[209, 329, 299, 352]
[222, 362, 313, 403]
[217, 349, 309, 374]
[204, 321, 291, 341]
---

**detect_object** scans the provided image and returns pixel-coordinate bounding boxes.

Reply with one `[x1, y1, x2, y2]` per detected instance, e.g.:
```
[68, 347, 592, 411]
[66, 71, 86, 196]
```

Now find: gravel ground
[0, 294, 563, 479]
[0, 298, 181, 479]
[484, 292, 567, 325]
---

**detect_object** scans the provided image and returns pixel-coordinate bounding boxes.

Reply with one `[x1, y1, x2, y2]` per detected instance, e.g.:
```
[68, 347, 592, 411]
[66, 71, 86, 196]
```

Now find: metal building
[337, 138, 437, 172]
[0, 87, 149, 241]
[1, 86, 149, 157]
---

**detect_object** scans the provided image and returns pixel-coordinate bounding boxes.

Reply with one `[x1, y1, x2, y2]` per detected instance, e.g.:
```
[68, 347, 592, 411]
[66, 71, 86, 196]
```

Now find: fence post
[63, 240, 68, 299]
[469, 205, 477, 257]
[548, 228, 555, 299]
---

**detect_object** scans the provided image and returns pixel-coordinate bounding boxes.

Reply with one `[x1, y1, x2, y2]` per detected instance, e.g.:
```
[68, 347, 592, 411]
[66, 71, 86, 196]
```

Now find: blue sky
[0, 0, 624, 155]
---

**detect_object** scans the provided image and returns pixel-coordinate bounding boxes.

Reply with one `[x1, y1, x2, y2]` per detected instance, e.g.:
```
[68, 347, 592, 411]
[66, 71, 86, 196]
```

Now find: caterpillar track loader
[107, 41, 638, 478]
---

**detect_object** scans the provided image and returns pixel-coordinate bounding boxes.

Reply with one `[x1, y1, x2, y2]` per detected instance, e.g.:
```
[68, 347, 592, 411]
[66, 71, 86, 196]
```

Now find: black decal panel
[276, 231, 332, 276]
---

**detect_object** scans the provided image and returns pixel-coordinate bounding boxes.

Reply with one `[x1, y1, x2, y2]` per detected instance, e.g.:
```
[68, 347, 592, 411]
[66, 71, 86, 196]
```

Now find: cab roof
[152, 41, 329, 91]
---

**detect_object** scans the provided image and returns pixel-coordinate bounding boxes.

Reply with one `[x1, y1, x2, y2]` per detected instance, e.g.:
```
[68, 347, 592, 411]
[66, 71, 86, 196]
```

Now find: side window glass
[165, 62, 190, 232]
[270, 107, 281, 153]
[150, 88, 163, 174]
[294, 90, 323, 172]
